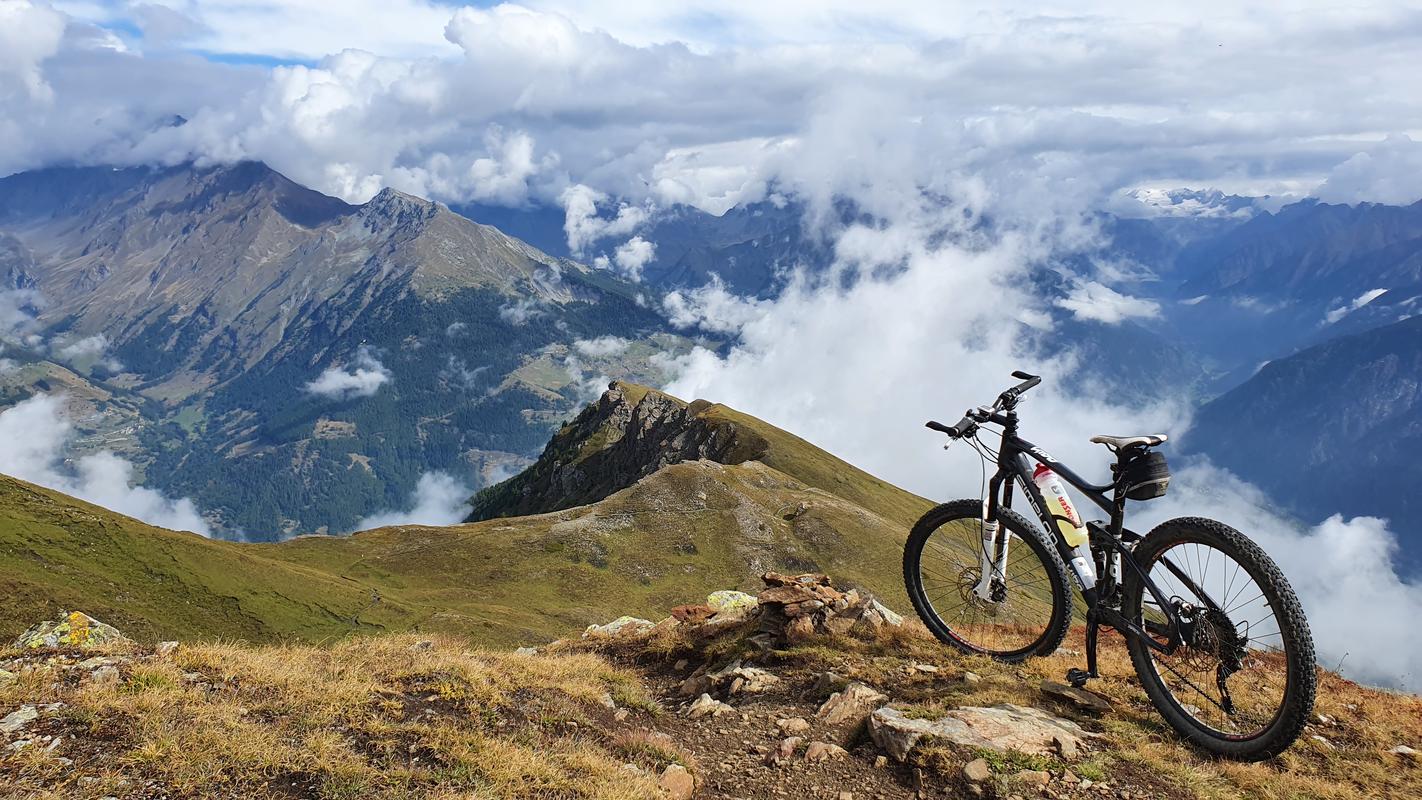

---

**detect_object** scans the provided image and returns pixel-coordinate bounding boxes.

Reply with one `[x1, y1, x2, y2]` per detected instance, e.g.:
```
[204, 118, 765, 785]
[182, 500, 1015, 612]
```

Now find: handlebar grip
[927, 416, 978, 438]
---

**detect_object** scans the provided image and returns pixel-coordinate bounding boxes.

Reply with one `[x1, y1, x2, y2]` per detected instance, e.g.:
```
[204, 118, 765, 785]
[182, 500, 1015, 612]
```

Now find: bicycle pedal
[1065, 668, 1092, 688]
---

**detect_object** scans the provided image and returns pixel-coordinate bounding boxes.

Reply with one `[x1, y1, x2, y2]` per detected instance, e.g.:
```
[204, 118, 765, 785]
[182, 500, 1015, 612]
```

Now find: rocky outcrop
[466, 382, 769, 520]
[869, 704, 1097, 763]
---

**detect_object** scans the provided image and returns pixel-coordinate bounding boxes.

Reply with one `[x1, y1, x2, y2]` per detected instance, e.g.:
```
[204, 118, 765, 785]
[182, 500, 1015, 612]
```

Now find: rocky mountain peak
[360, 186, 441, 232]
[466, 381, 770, 521]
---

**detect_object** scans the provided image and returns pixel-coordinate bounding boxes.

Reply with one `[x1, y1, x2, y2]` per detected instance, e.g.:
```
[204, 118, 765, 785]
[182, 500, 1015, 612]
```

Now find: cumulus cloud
[355, 471, 472, 530]
[0, 393, 210, 535]
[573, 336, 630, 358]
[0, 0, 66, 103]
[561, 184, 647, 254]
[9, 1, 1419, 216]
[608, 235, 655, 282]
[304, 347, 391, 400]
[1056, 281, 1162, 325]
[663, 277, 775, 335]
[1315, 135, 1422, 207]
[1135, 462, 1422, 691]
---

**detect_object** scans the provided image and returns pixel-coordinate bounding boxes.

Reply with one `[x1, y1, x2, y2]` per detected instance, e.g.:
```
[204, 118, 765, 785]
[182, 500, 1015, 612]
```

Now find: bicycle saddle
[1090, 433, 1167, 449]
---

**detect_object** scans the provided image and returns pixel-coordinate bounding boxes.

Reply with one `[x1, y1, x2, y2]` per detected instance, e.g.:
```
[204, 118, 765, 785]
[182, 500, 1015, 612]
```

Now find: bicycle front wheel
[1123, 517, 1316, 761]
[904, 499, 1072, 662]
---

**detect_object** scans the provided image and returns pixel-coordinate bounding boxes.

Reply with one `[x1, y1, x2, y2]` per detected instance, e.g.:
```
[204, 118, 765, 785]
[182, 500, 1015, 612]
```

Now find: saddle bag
[1114, 449, 1171, 500]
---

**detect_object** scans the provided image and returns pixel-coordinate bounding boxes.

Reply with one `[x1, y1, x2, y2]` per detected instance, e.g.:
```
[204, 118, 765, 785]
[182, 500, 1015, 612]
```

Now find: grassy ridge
[0, 386, 932, 645]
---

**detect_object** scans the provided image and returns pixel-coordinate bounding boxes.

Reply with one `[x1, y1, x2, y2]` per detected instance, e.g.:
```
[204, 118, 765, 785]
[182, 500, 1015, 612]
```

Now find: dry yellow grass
[581, 619, 1422, 800]
[0, 634, 662, 800]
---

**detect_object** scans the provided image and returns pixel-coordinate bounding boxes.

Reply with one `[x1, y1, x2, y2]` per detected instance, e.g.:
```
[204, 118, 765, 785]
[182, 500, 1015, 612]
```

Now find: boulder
[869, 704, 1095, 763]
[659, 764, 695, 800]
[706, 590, 759, 619]
[816, 682, 888, 726]
[13, 612, 132, 650]
[1039, 680, 1113, 714]
[583, 616, 656, 639]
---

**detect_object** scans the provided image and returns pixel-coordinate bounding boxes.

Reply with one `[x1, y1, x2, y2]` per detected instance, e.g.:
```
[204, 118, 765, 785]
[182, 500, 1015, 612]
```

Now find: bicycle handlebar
[926, 370, 1041, 439]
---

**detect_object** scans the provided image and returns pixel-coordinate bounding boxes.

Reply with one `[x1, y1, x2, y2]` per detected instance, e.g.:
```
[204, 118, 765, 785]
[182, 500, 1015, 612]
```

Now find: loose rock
[1, 705, 39, 735]
[1390, 745, 1419, 759]
[1017, 769, 1051, 786]
[687, 693, 735, 719]
[659, 764, 695, 800]
[777, 717, 811, 735]
[155, 641, 179, 657]
[765, 736, 802, 765]
[804, 741, 848, 762]
[963, 757, 993, 783]
[816, 682, 888, 725]
[1039, 680, 1113, 714]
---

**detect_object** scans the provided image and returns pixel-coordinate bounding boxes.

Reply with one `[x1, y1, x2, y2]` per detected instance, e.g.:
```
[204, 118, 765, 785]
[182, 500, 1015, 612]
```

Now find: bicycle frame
[974, 408, 1215, 676]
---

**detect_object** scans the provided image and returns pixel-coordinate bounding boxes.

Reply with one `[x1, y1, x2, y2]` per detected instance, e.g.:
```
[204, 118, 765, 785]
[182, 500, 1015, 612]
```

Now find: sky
[3, 0, 1422, 214]
[3, 0, 1422, 688]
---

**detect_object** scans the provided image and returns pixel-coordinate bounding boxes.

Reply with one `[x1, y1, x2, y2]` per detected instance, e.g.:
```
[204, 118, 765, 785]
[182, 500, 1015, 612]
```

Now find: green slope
[0, 386, 933, 646]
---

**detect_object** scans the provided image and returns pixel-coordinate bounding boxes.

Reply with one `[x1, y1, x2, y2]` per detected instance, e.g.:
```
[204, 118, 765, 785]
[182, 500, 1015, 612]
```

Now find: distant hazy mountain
[1186, 314, 1422, 576]
[457, 197, 830, 298]
[0, 163, 688, 538]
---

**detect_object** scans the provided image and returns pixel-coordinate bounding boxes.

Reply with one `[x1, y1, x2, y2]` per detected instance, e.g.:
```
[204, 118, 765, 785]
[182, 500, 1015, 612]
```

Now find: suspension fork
[975, 471, 1013, 602]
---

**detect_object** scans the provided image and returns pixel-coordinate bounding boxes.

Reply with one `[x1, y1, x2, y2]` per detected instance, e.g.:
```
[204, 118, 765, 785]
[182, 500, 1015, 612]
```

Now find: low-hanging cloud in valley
[658, 157, 1421, 689]
[355, 471, 473, 530]
[304, 347, 392, 400]
[1056, 281, 1162, 325]
[0, 393, 211, 535]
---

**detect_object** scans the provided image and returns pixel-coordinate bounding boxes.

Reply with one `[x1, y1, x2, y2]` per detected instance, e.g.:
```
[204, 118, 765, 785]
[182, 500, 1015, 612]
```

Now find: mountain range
[3, 160, 1422, 575]
[0, 163, 696, 537]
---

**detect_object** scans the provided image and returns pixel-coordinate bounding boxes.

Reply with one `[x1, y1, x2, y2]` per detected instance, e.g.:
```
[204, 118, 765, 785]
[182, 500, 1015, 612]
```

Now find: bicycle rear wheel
[1123, 517, 1316, 761]
[904, 499, 1071, 662]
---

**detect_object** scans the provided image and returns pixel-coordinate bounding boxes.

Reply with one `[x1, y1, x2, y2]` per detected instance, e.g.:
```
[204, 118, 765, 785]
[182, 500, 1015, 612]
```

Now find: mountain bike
[903, 371, 1316, 760]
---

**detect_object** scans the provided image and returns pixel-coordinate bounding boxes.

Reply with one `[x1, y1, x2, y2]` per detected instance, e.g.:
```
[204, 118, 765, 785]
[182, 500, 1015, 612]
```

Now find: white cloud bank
[0, 394, 211, 535]
[304, 347, 391, 400]
[355, 471, 472, 530]
[4, 0, 1421, 221]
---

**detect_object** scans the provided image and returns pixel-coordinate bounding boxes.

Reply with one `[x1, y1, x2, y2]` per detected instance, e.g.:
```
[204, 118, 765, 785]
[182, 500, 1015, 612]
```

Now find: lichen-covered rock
[706, 590, 758, 618]
[12, 612, 132, 650]
[0, 670, 15, 688]
[869, 704, 1095, 762]
[583, 616, 656, 639]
